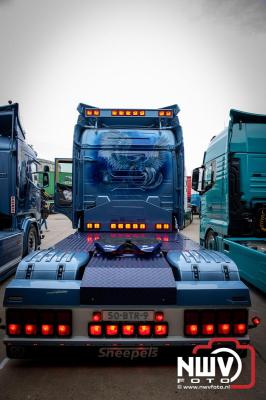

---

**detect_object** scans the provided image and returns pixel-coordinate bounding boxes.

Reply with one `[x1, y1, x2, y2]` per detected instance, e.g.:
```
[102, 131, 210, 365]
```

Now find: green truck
[192, 109, 266, 293]
[39, 169, 72, 213]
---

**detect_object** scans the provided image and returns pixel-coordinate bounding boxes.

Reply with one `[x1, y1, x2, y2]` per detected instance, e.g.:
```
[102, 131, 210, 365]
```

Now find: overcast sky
[0, 0, 266, 173]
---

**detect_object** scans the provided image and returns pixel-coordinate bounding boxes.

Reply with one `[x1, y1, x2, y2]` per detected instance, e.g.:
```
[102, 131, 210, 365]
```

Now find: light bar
[111, 110, 145, 117]
[85, 109, 100, 117]
[110, 222, 146, 231]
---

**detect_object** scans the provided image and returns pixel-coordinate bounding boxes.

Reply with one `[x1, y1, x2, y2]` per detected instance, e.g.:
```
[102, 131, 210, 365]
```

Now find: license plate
[102, 310, 154, 321]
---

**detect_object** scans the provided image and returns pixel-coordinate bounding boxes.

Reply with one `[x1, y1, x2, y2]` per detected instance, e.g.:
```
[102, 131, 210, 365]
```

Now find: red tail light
[184, 310, 199, 336]
[185, 324, 198, 336]
[202, 324, 214, 335]
[92, 312, 102, 322]
[106, 324, 119, 336]
[25, 324, 37, 336]
[154, 324, 168, 336]
[41, 324, 54, 336]
[138, 324, 151, 336]
[122, 324, 135, 336]
[155, 312, 164, 322]
[57, 324, 71, 336]
[8, 324, 21, 336]
[218, 323, 231, 335]
[234, 323, 247, 335]
[252, 316, 261, 327]
[89, 324, 102, 336]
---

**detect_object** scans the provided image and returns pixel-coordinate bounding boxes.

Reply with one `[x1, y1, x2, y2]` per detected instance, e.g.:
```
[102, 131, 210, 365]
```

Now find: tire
[23, 225, 38, 256]
[205, 230, 218, 250]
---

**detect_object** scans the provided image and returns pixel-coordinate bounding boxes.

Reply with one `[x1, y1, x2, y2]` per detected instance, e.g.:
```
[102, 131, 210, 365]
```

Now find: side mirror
[44, 165, 50, 172]
[192, 167, 204, 193]
[43, 172, 50, 188]
[192, 168, 200, 191]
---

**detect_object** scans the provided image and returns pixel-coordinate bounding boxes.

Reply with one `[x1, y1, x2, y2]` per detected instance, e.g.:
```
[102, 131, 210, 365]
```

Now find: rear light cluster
[6, 309, 72, 338]
[110, 223, 146, 230]
[184, 309, 248, 337]
[89, 311, 168, 338]
[89, 322, 168, 338]
[87, 223, 101, 230]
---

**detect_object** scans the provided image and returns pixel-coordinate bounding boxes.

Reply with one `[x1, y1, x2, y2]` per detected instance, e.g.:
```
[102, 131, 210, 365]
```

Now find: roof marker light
[158, 110, 173, 117]
[111, 110, 146, 117]
[85, 109, 100, 117]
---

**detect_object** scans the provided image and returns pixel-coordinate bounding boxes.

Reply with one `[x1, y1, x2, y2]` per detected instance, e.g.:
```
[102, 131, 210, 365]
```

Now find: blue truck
[192, 109, 266, 293]
[2, 104, 259, 359]
[0, 103, 49, 281]
[190, 193, 200, 215]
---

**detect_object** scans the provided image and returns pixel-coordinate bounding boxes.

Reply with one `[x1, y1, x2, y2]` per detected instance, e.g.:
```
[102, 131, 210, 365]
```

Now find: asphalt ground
[0, 214, 265, 400]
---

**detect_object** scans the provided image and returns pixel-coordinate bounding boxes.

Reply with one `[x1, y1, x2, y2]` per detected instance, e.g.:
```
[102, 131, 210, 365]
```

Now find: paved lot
[0, 215, 265, 400]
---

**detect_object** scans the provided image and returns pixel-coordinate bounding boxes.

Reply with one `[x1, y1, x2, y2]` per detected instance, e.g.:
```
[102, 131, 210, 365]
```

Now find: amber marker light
[139, 223, 146, 230]
[86, 109, 100, 117]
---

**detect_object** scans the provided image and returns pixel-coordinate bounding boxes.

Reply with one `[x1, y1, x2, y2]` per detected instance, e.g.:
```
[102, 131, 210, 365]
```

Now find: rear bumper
[4, 336, 250, 359]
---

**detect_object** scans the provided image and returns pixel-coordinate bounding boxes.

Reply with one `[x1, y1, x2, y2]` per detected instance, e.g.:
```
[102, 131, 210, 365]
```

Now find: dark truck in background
[0, 103, 49, 280]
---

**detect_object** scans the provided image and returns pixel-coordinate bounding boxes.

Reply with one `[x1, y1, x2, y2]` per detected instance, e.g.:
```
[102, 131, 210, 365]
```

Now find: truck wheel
[24, 225, 37, 256]
[205, 230, 217, 250]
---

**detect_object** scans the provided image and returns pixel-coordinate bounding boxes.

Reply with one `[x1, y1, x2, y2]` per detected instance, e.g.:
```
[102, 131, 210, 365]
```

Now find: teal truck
[192, 109, 266, 293]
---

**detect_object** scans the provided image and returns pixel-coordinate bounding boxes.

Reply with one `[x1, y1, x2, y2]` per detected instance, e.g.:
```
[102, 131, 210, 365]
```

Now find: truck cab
[192, 109, 266, 292]
[0, 103, 49, 280]
[55, 104, 184, 233]
[3, 105, 258, 359]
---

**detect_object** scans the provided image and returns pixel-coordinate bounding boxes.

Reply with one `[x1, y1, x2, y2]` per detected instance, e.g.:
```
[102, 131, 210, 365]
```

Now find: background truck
[0, 102, 49, 280]
[3, 104, 257, 359]
[192, 109, 266, 293]
[36, 161, 72, 214]
[191, 192, 200, 215]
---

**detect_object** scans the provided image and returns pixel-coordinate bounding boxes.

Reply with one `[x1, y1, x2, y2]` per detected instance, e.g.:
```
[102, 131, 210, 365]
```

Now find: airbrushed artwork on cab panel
[82, 129, 174, 197]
